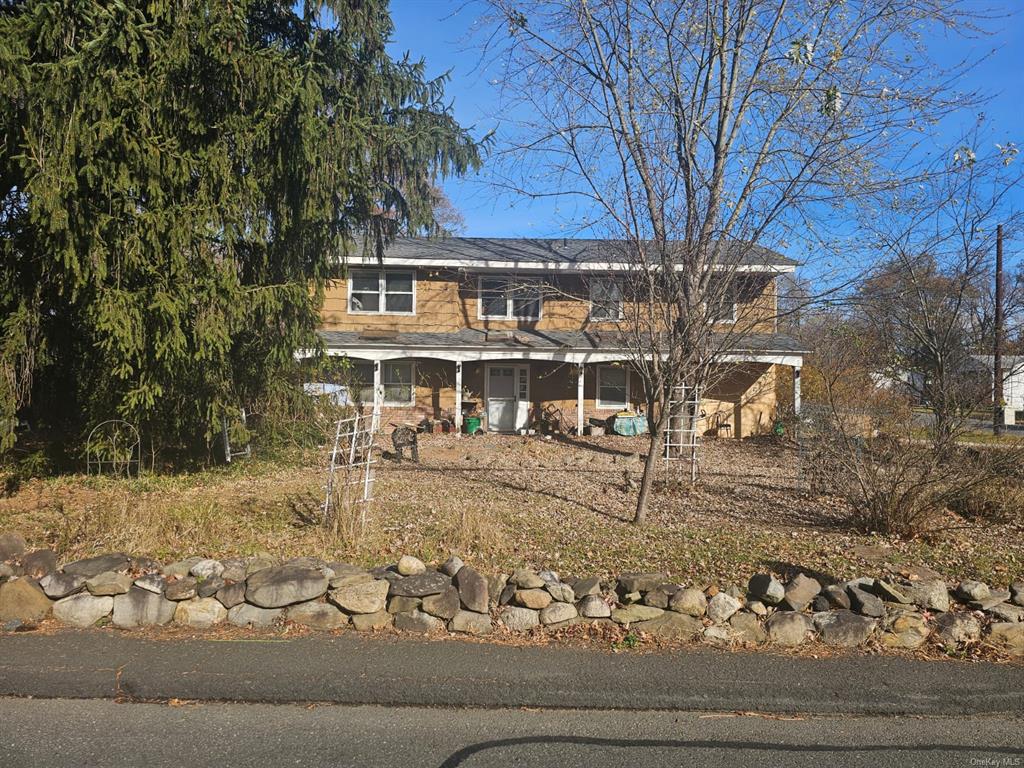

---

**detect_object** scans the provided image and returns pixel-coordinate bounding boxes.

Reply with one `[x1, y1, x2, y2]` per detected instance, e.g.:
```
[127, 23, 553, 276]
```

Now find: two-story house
[318, 238, 805, 437]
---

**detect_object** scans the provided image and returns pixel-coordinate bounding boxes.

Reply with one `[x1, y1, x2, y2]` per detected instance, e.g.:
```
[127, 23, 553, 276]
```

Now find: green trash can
[464, 416, 482, 435]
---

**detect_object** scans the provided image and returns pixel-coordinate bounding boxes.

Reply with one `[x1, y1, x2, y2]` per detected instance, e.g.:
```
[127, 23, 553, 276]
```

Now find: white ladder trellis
[663, 383, 702, 484]
[323, 413, 378, 530]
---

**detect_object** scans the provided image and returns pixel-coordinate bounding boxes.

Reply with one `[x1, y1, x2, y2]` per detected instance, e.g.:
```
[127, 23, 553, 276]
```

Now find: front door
[486, 364, 530, 432]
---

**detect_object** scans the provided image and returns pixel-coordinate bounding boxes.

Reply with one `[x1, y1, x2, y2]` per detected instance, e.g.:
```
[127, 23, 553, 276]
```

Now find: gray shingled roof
[358, 237, 796, 268]
[319, 328, 807, 355]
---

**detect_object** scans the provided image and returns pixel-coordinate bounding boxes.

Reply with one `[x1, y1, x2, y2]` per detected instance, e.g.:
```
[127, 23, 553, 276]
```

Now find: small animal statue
[390, 425, 419, 463]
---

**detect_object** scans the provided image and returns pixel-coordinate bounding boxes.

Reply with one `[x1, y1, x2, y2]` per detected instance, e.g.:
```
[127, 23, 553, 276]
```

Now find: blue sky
[388, 0, 1023, 254]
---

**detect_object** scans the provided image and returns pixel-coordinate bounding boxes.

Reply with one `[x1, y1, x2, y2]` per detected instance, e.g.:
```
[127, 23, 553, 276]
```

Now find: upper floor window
[349, 270, 415, 314]
[709, 278, 737, 323]
[478, 276, 542, 320]
[589, 279, 623, 321]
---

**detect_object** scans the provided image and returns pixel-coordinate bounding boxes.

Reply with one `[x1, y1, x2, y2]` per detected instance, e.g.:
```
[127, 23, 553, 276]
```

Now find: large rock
[397, 555, 426, 576]
[485, 574, 508, 605]
[499, 605, 540, 631]
[387, 571, 451, 598]
[246, 565, 328, 608]
[515, 588, 552, 610]
[0, 578, 52, 622]
[902, 580, 949, 612]
[577, 594, 611, 618]
[286, 601, 348, 630]
[421, 587, 461, 620]
[634, 611, 703, 640]
[112, 587, 175, 628]
[329, 579, 389, 614]
[729, 612, 767, 644]
[454, 567, 489, 613]
[85, 571, 133, 596]
[766, 612, 812, 646]
[572, 576, 601, 599]
[387, 596, 422, 614]
[871, 580, 909, 604]
[782, 574, 821, 612]
[39, 572, 86, 599]
[618, 572, 667, 594]
[162, 557, 204, 578]
[134, 574, 166, 595]
[351, 610, 393, 631]
[847, 586, 885, 618]
[511, 569, 545, 589]
[165, 577, 198, 601]
[216, 581, 247, 609]
[174, 598, 228, 629]
[956, 580, 990, 602]
[547, 582, 576, 604]
[53, 593, 113, 628]
[935, 612, 982, 644]
[821, 584, 851, 610]
[190, 559, 225, 580]
[197, 576, 225, 598]
[880, 612, 930, 649]
[393, 609, 445, 634]
[539, 602, 578, 625]
[988, 622, 1024, 656]
[747, 574, 785, 605]
[707, 592, 742, 624]
[0, 532, 27, 562]
[327, 564, 372, 589]
[813, 610, 875, 647]
[449, 610, 492, 635]
[227, 603, 282, 628]
[20, 549, 58, 579]
[64, 553, 130, 578]
[440, 556, 465, 577]
[968, 590, 1012, 611]
[611, 604, 664, 624]
[669, 588, 707, 617]
[987, 603, 1024, 623]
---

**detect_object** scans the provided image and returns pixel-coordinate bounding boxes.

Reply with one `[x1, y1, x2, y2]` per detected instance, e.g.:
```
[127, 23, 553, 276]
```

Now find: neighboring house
[317, 238, 805, 437]
[973, 355, 1024, 425]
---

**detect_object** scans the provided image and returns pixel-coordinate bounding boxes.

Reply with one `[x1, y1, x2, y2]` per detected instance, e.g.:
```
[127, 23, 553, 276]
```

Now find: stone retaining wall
[1, 533, 1022, 656]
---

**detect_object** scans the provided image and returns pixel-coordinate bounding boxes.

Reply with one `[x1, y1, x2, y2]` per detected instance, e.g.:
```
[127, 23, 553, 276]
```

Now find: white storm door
[487, 365, 530, 432]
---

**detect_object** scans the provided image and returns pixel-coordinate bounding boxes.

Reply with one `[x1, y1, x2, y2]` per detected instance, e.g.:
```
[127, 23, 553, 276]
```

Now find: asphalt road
[0, 698, 1021, 768]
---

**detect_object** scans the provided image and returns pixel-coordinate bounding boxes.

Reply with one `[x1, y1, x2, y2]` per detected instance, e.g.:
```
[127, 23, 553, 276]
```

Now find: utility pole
[993, 223, 1004, 436]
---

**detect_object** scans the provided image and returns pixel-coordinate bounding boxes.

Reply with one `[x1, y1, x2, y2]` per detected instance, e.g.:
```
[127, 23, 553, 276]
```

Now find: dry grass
[1, 434, 1021, 586]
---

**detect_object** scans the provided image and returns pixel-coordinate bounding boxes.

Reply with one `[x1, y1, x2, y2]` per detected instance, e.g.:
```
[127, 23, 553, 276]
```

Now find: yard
[1, 434, 1021, 586]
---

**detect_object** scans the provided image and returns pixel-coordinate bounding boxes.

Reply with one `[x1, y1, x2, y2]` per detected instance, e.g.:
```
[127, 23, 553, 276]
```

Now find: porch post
[372, 360, 383, 433]
[577, 363, 585, 436]
[455, 361, 463, 435]
[793, 366, 802, 416]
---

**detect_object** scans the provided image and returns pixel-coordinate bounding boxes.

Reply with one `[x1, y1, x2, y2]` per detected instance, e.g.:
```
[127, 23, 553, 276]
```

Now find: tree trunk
[633, 426, 662, 525]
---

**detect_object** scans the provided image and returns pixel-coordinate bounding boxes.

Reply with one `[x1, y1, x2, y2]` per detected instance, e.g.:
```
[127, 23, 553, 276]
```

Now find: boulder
[703, 626, 731, 644]
[246, 565, 328, 608]
[215, 581, 247, 609]
[643, 589, 670, 609]
[538, 569, 560, 586]
[956, 580, 990, 602]
[902, 580, 949, 613]
[572, 576, 601, 599]
[510, 569, 545, 589]
[499, 605, 540, 631]
[454, 567, 489, 613]
[329, 579, 389, 614]
[634, 611, 703, 640]
[498, 583, 517, 605]
[0, 532, 27, 562]
[746, 600, 768, 617]
[20, 549, 58, 579]
[539, 602, 578, 625]
[112, 587, 175, 628]
[393, 609, 445, 634]
[64, 553, 130, 578]
[174, 598, 227, 629]
[707, 592, 742, 624]
[813, 610, 875, 647]
[766, 612, 812, 646]
[880, 612, 930, 649]
[449, 610, 493, 635]
[821, 584, 851, 610]
[440, 556, 465, 577]
[197, 576, 225, 599]
[165, 577, 198, 601]
[421, 587, 461, 620]
[669, 588, 707, 617]
[577, 594, 611, 618]
[130, 556, 161, 574]
[988, 622, 1024, 655]
[221, 559, 247, 583]
[245, 555, 276, 576]
[327, 564, 372, 589]
[397, 555, 426, 576]
[190, 559, 225, 580]
[729, 612, 767, 644]
[85, 571, 133, 596]
[485, 574, 508, 606]
[351, 610, 393, 631]
[782, 574, 821, 612]
[935, 612, 982, 644]
[0, 578, 52, 622]
[387, 571, 451, 598]
[515, 588, 552, 610]
[611, 604, 664, 624]
[162, 557, 204, 579]
[987, 603, 1024, 623]
[286, 601, 348, 630]
[871, 580, 910, 604]
[53, 593, 113, 628]
[387, 596, 422, 614]
[748, 574, 785, 605]
[618, 572, 667, 594]
[134, 574, 166, 595]
[39, 572, 86, 599]
[968, 590, 1012, 611]
[227, 603, 282, 628]
[547, 582, 576, 604]
[847, 586, 885, 618]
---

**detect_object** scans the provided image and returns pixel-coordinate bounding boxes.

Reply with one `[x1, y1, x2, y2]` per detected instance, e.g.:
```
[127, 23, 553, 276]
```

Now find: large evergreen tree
[0, 0, 478, 459]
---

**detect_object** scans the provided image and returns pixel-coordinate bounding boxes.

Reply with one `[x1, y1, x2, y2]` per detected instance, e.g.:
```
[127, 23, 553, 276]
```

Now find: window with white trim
[710, 279, 737, 323]
[350, 361, 415, 406]
[349, 270, 415, 314]
[596, 365, 629, 410]
[589, 279, 623, 321]
[478, 276, 542, 320]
